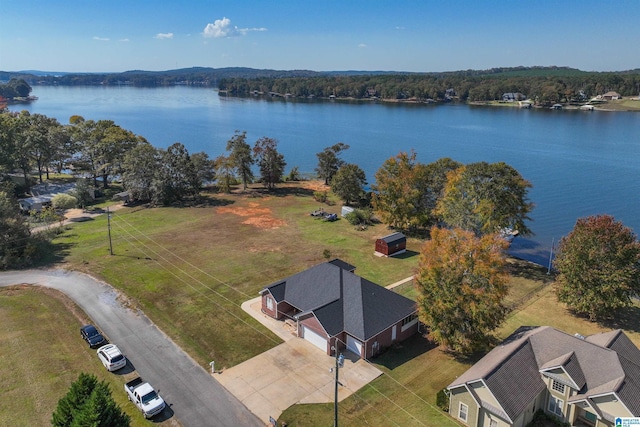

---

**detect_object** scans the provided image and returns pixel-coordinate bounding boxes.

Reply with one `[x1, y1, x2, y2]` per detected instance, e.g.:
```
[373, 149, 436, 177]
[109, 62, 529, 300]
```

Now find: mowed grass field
[14, 180, 640, 426]
[0, 286, 175, 427]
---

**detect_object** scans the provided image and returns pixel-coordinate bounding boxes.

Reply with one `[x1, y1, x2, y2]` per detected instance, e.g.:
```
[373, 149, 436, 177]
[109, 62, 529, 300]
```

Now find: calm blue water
[11, 86, 640, 265]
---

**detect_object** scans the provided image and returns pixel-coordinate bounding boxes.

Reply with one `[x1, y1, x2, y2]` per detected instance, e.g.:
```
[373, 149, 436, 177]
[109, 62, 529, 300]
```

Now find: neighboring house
[259, 259, 418, 358]
[375, 232, 407, 257]
[602, 91, 622, 100]
[18, 195, 52, 212]
[502, 93, 526, 102]
[448, 326, 640, 427]
[18, 182, 79, 212]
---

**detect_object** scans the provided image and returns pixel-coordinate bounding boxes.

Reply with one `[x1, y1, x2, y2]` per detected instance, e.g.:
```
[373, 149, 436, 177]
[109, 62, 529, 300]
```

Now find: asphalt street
[0, 269, 262, 427]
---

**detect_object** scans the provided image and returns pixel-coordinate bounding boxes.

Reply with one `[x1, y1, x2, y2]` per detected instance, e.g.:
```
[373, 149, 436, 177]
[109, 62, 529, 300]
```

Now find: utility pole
[332, 347, 344, 427]
[107, 206, 113, 256]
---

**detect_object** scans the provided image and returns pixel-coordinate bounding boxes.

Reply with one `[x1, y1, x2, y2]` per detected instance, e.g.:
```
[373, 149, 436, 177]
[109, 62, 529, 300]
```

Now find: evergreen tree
[52, 373, 129, 427]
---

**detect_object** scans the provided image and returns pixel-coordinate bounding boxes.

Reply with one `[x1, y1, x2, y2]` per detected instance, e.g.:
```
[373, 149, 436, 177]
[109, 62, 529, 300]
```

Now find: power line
[107, 209, 456, 426]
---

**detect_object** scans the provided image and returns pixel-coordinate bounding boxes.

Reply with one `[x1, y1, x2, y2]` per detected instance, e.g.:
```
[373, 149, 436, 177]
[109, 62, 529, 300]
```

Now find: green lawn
[27, 180, 640, 427]
[0, 286, 167, 426]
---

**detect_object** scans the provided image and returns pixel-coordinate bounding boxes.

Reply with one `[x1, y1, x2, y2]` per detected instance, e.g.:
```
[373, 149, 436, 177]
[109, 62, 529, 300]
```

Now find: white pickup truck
[124, 377, 166, 418]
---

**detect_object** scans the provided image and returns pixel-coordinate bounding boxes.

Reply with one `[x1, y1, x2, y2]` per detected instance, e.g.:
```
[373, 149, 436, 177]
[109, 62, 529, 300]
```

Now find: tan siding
[450, 387, 479, 426]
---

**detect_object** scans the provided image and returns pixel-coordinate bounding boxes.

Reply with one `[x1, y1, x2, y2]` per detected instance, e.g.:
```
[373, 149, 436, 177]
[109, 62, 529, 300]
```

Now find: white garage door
[302, 326, 327, 352]
[346, 335, 363, 357]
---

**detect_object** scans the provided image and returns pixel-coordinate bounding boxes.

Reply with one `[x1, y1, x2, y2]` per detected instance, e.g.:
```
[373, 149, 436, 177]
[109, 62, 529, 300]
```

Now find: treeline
[218, 69, 640, 104]
[0, 67, 322, 88]
[0, 78, 32, 99]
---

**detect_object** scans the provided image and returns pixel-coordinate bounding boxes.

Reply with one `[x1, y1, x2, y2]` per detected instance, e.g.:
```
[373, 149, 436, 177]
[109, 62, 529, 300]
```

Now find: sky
[1, 1, 639, 73]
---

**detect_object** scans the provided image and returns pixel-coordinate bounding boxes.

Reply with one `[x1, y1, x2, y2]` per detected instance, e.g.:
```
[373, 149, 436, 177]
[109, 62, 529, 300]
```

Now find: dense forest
[2, 66, 640, 104]
[218, 68, 640, 105]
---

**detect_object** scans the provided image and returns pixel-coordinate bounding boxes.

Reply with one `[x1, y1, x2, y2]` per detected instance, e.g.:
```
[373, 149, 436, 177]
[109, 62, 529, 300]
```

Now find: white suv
[97, 344, 127, 371]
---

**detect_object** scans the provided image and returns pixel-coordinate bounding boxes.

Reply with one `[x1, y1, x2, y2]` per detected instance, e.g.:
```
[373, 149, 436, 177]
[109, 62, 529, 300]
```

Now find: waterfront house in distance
[448, 326, 640, 427]
[375, 232, 407, 257]
[602, 91, 622, 100]
[259, 259, 418, 358]
[502, 92, 527, 102]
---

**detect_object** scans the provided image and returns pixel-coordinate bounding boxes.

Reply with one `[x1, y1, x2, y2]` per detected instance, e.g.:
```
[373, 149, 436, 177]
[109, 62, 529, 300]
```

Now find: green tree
[214, 155, 235, 193]
[415, 227, 509, 354]
[52, 373, 129, 427]
[225, 131, 254, 190]
[121, 142, 160, 201]
[0, 184, 33, 269]
[21, 113, 62, 183]
[436, 161, 533, 236]
[330, 163, 367, 205]
[253, 137, 286, 190]
[315, 142, 350, 185]
[72, 179, 94, 209]
[152, 142, 201, 205]
[190, 151, 216, 186]
[554, 215, 640, 321]
[70, 117, 141, 189]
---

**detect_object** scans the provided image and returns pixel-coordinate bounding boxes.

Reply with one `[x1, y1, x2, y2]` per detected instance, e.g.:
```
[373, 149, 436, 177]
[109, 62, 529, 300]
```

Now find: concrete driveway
[0, 269, 261, 427]
[213, 298, 383, 423]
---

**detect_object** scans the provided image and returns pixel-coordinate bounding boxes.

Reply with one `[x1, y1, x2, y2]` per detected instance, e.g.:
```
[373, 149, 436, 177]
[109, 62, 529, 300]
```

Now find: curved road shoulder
[0, 269, 261, 427]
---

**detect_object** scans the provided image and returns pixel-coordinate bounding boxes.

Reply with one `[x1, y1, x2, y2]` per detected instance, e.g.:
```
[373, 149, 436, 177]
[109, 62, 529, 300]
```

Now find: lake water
[10, 85, 640, 265]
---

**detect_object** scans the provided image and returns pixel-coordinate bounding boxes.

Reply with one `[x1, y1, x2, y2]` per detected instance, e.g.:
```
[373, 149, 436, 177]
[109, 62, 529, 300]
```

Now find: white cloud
[395, 26, 406, 30]
[155, 33, 174, 40]
[202, 17, 266, 38]
[93, 36, 110, 41]
[119, 38, 130, 42]
[358, 43, 368, 48]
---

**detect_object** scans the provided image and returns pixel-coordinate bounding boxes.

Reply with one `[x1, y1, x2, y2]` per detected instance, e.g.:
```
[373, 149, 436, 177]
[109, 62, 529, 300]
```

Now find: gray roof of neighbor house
[262, 260, 416, 341]
[448, 326, 640, 421]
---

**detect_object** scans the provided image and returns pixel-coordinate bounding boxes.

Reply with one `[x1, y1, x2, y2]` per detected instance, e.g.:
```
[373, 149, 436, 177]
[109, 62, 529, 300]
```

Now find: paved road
[0, 269, 262, 427]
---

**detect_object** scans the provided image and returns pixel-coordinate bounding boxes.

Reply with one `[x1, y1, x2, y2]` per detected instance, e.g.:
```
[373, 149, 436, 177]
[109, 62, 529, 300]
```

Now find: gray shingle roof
[449, 326, 640, 420]
[378, 232, 406, 245]
[264, 260, 416, 341]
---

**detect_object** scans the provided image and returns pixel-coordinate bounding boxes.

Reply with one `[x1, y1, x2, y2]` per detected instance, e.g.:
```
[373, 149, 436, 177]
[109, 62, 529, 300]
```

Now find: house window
[552, 380, 565, 394]
[458, 402, 468, 422]
[266, 296, 274, 311]
[548, 396, 563, 417]
[489, 420, 498, 427]
[401, 314, 417, 326]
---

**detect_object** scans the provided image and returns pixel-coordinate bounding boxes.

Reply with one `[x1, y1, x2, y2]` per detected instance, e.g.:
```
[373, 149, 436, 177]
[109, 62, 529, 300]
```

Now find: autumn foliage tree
[372, 152, 461, 230]
[415, 227, 509, 354]
[554, 215, 640, 321]
[436, 161, 533, 236]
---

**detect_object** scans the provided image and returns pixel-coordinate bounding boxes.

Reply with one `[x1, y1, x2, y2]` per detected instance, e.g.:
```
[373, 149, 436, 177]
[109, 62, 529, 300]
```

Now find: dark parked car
[80, 324, 106, 348]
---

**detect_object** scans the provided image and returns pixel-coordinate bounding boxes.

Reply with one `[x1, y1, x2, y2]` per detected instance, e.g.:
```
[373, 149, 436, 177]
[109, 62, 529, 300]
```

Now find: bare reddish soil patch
[217, 202, 287, 229]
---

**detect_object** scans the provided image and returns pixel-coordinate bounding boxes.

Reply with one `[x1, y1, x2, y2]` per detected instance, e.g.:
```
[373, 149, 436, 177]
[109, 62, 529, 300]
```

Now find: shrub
[436, 389, 449, 412]
[52, 193, 77, 210]
[345, 208, 373, 226]
[313, 191, 328, 203]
